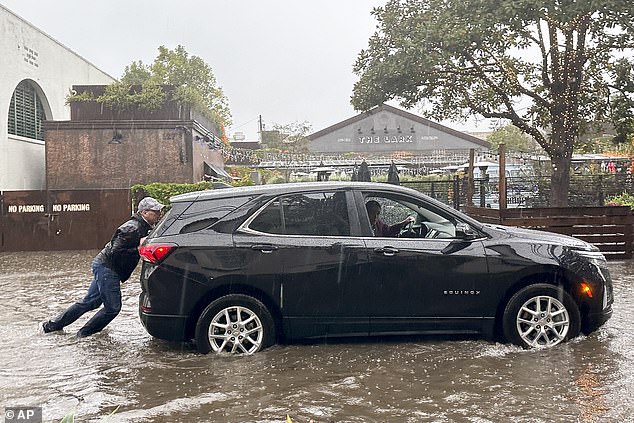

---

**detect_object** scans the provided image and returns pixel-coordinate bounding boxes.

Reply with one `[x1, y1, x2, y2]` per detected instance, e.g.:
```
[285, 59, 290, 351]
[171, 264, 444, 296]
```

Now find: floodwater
[1, 251, 633, 423]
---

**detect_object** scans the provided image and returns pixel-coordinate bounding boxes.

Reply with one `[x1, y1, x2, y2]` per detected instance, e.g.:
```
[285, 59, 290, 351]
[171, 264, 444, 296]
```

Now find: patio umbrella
[316, 161, 326, 181]
[358, 160, 372, 182]
[387, 161, 400, 185]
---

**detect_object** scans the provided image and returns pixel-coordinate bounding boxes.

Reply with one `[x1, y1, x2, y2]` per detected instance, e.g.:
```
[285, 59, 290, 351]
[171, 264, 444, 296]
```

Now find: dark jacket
[373, 218, 408, 237]
[95, 213, 152, 281]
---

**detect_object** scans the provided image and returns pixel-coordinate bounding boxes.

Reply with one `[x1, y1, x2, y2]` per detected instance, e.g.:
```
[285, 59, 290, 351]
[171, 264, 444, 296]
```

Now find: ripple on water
[1, 254, 634, 422]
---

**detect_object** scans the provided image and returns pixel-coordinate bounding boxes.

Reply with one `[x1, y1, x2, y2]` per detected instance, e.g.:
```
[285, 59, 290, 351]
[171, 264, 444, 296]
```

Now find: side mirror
[455, 222, 478, 240]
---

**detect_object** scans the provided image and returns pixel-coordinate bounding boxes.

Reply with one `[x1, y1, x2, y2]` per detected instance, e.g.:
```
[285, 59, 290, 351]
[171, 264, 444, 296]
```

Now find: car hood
[483, 224, 598, 251]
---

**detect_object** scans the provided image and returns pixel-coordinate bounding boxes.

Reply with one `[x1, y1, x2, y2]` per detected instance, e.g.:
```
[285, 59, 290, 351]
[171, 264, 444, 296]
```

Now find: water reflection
[0, 252, 633, 422]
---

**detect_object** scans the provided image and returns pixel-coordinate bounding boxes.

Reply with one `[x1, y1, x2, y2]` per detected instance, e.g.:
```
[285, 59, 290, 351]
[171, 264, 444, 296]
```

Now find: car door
[356, 191, 490, 335]
[233, 190, 371, 339]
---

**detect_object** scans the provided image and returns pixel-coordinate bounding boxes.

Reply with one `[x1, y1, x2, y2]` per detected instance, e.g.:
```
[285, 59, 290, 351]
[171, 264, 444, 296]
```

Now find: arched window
[7, 80, 46, 141]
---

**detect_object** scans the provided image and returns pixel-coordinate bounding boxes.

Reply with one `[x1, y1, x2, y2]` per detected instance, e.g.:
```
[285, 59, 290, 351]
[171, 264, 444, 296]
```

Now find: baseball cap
[137, 197, 165, 212]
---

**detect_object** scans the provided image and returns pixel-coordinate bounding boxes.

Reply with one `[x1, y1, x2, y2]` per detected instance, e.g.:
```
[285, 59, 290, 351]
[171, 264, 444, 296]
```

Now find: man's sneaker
[39, 320, 61, 334]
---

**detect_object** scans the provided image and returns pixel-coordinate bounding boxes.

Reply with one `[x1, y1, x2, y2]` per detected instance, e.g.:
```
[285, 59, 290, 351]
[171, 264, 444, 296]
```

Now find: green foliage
[150, 45, 231, 127]
[487, 125, 539, 154]
[267, 175, 288, 184]
[606, 192, 634, 210]
[67, 45, 231, 128]
[351, 0, 634, 205]
[98, 79, 166, 111]
[60, 406, 119, 423]
[120, 60, 152, 85]
[609, 59, 634, 145]
[261, 121, 312, 152]
[131, 182, 213, 208]
[231, 175, 255, 187]
[64, 90, 93, 105]
[574, 136, 617, 154]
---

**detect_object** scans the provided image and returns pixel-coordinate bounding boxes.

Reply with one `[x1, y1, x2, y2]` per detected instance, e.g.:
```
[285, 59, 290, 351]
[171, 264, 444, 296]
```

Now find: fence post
[466, 149, 475, 206]
[453, 175, 460, 210]
[598, 174, 604, 206]
[499, 143, 507, 209]
[480, 175, 488, 208]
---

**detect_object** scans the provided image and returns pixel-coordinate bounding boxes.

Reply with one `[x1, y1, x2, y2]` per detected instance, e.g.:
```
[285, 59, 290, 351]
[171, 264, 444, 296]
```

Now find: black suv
[138, 182, 613, 354]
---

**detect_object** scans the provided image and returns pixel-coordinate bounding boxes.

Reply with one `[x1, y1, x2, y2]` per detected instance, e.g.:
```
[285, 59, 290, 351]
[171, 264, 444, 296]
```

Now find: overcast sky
[3, 0, 487, 140]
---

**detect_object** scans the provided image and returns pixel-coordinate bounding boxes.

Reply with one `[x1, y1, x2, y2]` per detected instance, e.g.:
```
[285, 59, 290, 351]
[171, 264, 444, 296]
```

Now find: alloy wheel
[208, 305, 264, 354]
[516, 295, 570, 347]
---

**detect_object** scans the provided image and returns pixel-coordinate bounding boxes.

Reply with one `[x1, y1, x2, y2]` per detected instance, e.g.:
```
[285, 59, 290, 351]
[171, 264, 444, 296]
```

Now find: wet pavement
[1, 250, 633, 423]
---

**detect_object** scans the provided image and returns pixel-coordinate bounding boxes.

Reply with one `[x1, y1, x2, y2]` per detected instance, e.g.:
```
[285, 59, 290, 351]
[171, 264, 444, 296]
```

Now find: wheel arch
[492, 266, 581, 340]
[185, 282, 283, 341]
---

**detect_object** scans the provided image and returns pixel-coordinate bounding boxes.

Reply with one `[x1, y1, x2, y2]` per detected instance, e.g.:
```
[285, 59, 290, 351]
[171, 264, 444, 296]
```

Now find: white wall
[0, 5, 115, 190]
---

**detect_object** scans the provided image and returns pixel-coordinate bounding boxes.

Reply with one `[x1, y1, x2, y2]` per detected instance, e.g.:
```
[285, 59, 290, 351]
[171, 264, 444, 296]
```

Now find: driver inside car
[365, 200, 415, 237]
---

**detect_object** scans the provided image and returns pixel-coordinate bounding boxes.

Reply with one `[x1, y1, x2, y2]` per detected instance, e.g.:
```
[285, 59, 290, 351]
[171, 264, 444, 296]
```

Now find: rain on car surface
[138, 182, 613, 354]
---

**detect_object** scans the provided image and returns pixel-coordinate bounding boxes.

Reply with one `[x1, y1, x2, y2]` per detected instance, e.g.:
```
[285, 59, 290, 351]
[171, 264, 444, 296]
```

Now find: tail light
[139, 243, 177, 264]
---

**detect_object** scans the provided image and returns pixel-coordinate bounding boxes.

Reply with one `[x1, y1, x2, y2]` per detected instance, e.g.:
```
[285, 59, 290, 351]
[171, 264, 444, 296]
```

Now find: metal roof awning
[204, 162, 231, 179]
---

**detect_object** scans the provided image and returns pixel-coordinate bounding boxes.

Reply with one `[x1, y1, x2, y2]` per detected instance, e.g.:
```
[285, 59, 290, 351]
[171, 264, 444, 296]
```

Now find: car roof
[170, 181, 485, 230]
[170, 182, 419, 203]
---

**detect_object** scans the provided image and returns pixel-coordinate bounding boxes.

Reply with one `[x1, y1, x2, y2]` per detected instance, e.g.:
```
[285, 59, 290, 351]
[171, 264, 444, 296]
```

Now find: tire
[195, 294, 276, 354]
[502, 284, 580, 348]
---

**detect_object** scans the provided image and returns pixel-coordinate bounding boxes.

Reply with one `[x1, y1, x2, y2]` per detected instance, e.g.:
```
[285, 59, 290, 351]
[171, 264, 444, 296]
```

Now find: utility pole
[258, 115, 264, 143]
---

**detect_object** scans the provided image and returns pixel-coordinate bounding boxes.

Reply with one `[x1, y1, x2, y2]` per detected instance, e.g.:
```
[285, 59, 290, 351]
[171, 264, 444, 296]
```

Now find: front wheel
[195, 294, 276, 354]
[502, 284, 580, 348]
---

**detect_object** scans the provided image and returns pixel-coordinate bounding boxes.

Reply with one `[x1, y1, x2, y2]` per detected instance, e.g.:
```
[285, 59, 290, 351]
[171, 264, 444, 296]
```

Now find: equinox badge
[444, 290, 481, 295]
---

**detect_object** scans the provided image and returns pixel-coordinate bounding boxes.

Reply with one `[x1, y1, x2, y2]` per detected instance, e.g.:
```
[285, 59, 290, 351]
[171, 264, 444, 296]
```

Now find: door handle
[251, 244, 278, 254]
[374, 246, 399, 256]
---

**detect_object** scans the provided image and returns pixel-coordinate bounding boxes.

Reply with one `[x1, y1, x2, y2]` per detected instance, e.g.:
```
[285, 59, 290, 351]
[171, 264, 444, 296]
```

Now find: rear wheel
[195, 294, 276, 354]
[503, 284, 580, 348]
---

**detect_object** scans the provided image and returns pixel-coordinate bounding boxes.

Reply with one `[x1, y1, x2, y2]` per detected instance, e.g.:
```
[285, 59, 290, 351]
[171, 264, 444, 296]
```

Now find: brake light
[139, 243, 177, 264]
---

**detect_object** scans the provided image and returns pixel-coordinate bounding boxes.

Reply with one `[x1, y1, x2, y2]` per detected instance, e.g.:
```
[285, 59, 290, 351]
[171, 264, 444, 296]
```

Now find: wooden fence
[1, 189, 131, 252]
[464, 206, 634, 260]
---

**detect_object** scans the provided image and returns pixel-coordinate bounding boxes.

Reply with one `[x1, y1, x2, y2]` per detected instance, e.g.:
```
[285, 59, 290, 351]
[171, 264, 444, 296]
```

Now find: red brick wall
[45, 122, 194, 189]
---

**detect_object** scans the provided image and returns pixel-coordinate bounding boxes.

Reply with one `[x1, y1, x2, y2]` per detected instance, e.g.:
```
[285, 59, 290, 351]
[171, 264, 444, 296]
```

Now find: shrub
[131, 182, 213, 209]
[606, 192, 634, 210]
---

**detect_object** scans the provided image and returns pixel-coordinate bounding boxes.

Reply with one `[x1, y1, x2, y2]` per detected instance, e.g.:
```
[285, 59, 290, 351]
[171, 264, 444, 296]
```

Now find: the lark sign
[308, 104, 490, 154]
[356, 134, 441, 145]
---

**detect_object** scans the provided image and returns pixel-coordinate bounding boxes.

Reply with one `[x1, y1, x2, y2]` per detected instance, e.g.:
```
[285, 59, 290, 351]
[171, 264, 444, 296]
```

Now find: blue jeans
[50, 260, 122, 337]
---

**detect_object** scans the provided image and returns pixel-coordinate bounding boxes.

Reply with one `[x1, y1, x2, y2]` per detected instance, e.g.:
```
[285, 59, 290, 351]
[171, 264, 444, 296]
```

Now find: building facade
[308, 104, 490, 154]
[0, 5, 114, 190]
[45, 86, 227, 189]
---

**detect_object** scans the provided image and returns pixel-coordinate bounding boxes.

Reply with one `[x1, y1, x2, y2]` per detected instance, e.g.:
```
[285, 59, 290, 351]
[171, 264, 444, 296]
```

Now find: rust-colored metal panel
[0, 189, 131, 252]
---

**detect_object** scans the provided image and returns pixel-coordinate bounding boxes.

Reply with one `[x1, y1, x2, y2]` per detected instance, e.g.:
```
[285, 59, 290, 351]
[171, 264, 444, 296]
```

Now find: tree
[260, 121, 312, 182]
[351, 0, 634, 206]
[120, 60, 152, 85]
[96, 46, 231, 128]
[610, 58, 634, 145]
[261, 121, 312, 153]
[487, 124, 539, 154]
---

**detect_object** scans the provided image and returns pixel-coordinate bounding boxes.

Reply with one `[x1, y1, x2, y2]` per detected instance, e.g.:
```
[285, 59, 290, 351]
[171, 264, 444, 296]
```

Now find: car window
[249, 198, 284, 234]
[248, 191, 350, 236]
[364, 193, 457, 238]
[169, 197, 251, 235]
[369, 197, 411, 226]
